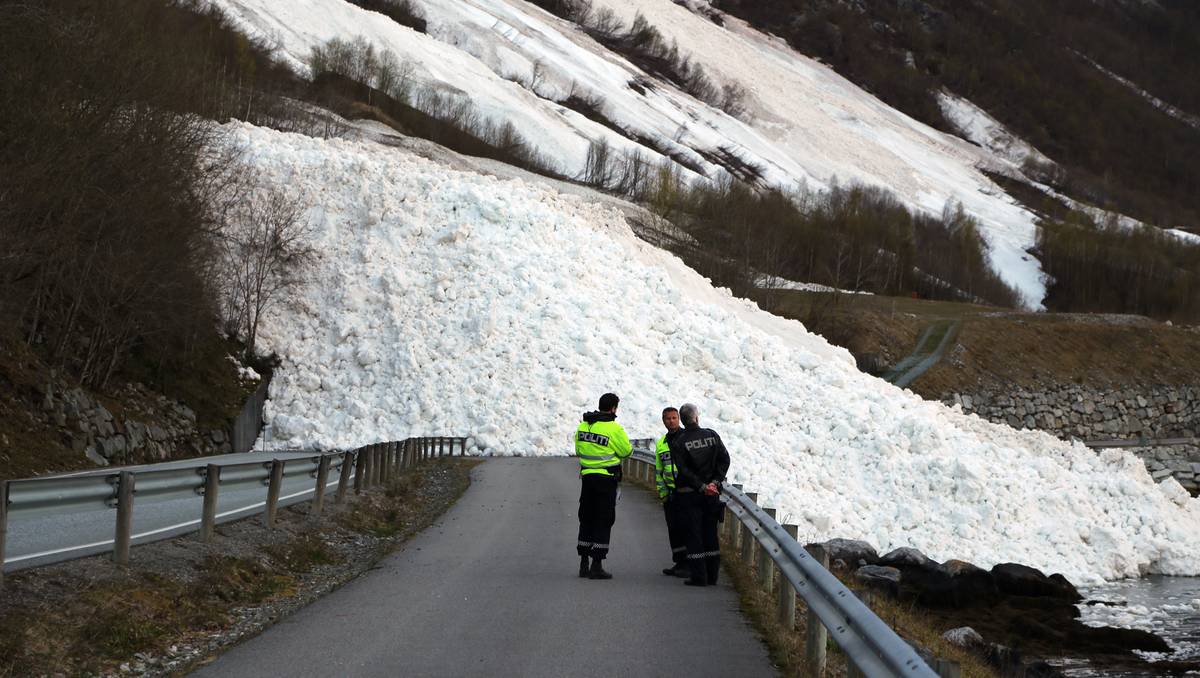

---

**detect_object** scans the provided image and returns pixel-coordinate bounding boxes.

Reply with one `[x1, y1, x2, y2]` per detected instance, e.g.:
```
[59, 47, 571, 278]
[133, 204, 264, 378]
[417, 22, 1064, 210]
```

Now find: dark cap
[599, 393, 620, 411]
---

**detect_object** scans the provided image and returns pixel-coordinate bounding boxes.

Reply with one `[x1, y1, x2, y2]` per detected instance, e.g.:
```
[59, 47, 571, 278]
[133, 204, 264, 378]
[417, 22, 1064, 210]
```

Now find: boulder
[816, 538, 879, 566]
[854, 565, 901, 595]
[941, 626, 983, 648]
[879, 547, 933, 569]
[991, 563, 1081, 601]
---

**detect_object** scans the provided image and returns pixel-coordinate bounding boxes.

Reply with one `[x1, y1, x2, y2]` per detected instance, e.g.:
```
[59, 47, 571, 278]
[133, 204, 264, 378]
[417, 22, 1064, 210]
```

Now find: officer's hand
[703, 482, 719, 496]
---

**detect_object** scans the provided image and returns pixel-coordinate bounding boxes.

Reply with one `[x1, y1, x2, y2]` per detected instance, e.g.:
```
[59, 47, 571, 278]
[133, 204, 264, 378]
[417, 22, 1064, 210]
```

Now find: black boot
[579, 555, 590, 578]
[663, 564, 688, 577]
[588, 558, 613, 580]
[707, 557, 721, 585]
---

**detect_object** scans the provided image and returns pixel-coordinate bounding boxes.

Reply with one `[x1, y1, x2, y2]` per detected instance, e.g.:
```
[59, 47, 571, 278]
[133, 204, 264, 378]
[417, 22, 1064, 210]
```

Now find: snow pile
[208, 0, 1046, 307]
[227, 122, 1200, 583]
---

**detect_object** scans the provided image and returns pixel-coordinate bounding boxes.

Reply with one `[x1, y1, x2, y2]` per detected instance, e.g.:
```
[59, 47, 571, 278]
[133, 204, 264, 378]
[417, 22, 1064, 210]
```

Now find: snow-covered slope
[938, 91, 1055, 169]
[226, 121, 1200, 584]
[209, 0, 1047, 307]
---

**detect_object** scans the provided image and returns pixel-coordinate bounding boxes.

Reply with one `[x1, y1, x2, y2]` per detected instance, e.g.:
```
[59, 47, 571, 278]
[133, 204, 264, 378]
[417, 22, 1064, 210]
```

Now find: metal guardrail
[231, 373, 273, 454]
[624, 449, 940, 678]
[0, 436, 468, 583]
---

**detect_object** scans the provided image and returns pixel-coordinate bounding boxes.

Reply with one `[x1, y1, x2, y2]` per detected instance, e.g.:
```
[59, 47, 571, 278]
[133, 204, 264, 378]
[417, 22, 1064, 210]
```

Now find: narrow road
[190, 458, 776, 678]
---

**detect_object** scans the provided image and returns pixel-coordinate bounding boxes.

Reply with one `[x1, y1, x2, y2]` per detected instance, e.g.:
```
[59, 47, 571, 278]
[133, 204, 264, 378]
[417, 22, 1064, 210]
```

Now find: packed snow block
[990, 563, 1081, 602]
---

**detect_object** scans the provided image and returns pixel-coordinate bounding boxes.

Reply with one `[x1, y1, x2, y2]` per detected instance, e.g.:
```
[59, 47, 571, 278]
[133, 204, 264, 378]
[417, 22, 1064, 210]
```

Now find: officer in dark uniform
[655, 406, 688, 577]
[668, 402, 730, 587]
[574, 392, 632, 580]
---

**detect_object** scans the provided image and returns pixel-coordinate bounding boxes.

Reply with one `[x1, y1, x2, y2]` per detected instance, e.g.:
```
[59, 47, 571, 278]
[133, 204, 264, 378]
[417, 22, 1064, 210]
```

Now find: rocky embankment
[812, 539, 1181, 676]
[35, 382, 240, 468]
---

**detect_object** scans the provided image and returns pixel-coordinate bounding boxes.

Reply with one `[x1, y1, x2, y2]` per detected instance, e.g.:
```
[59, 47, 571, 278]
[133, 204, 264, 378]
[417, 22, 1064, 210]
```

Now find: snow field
[228, 122, 1200, 584]
[209, 0, 1048, 307]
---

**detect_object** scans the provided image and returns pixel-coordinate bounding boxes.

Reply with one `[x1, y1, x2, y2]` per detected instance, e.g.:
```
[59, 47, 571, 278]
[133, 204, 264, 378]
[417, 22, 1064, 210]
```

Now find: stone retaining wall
[40, 383, 232, 467]
[944, 385, 1200, 492]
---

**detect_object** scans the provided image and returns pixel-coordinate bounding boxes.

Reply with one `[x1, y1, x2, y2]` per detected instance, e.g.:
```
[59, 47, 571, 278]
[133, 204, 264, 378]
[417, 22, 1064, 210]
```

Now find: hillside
[209, 0, 1048, 306]
[712, 0, 1200, 234]
[3, 0, 1200, 588]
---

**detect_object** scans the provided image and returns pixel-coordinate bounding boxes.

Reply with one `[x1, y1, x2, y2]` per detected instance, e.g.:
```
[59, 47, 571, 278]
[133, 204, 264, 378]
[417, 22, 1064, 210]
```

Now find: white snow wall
[230, 122, 1200, 584]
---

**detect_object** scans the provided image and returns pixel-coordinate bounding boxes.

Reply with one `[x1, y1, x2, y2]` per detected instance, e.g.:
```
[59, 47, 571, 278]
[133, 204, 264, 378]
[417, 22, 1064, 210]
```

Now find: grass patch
[719, 533, 998, 678]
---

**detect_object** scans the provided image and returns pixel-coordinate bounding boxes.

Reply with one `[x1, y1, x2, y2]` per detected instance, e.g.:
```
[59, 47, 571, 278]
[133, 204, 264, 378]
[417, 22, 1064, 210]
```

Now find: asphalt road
[4, 451, 337, 570]
[190, 458, 777, 678]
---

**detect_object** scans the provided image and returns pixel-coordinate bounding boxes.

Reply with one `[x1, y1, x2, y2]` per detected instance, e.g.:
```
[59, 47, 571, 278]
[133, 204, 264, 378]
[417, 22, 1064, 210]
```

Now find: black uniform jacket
[668, 424, 731, 492]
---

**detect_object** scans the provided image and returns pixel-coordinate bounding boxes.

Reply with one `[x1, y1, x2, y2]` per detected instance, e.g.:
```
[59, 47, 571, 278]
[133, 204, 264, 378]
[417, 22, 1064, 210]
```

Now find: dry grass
[763, 289, 1200, 397]
[719, 532, 1000, 678]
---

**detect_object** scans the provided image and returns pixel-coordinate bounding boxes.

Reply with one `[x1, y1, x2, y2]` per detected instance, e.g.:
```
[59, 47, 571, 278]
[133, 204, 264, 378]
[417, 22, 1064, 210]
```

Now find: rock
[991, 563, 1081, 601]
[879, 547, 933, 569]
[211, 429, 227, 444]
[84, 445, 109, 467]
[854, 565, 901, 593]
[942, 626, 983, 648]
[817, 538, 879, 566]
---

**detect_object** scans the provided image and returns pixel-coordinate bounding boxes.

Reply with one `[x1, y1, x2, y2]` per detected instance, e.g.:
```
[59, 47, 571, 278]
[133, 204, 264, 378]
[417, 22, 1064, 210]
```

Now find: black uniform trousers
[577, 473, 618, 560]
[663, 496, 688, 565]
[677, 490, 723, 584]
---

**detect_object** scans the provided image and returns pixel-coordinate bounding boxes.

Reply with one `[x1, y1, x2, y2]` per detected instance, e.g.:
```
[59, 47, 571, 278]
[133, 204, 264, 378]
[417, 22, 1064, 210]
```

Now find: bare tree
[217, 185, 316, 358]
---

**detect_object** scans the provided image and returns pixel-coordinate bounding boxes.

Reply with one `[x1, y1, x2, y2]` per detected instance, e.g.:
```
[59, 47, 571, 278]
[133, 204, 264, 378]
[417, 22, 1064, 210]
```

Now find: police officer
[655, 406, 688, 577]
[575, 392, 632, 580]
[669, 402, 730, 587]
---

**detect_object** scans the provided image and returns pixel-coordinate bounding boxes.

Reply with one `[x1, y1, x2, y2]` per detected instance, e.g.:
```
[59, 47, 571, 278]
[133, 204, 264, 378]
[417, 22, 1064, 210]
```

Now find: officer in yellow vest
[575, 392, 632, 580]
[656, 406, 688, 577]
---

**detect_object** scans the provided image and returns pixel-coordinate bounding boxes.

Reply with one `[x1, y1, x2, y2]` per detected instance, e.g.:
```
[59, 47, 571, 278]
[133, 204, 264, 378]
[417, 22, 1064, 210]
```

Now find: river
[1055, 576, 1200, 676]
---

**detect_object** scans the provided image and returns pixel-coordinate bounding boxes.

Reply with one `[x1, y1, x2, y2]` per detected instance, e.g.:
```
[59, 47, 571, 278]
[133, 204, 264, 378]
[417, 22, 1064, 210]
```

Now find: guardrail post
[366, 445, 377, 488]
[759, 507, 776, 593]
[0, 481, 9, 587]
[201, 464, 220, 542]
[265, 459, 284, 527]
[313, 454, 331, 516]
[336, 450, 353, 503]
[376, 444, 385, 482]
[439, 437, 445, 457]
[729, 484, 744, 548]
[806, 543, 830, 677]
[113, 471, 135, 566]
[741, 492, 758, 565]
[777, 524, 798, 630]
[380, 445, 390, 485]
[354, 448, 366, 494]
[932, 659, 962, 678]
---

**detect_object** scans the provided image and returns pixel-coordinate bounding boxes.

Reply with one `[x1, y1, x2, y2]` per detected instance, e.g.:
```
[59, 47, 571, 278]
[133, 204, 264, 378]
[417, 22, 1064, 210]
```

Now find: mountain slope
[209, 0, 1047, 306]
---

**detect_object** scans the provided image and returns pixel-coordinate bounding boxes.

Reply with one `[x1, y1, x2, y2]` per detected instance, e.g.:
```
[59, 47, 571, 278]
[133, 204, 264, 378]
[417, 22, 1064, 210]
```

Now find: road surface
[191, 458, 776, 678]
[4, 451, 335, 570]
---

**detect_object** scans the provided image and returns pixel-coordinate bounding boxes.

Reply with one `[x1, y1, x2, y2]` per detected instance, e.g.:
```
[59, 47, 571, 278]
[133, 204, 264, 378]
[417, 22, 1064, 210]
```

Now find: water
[1058, 576, 1200, 676]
